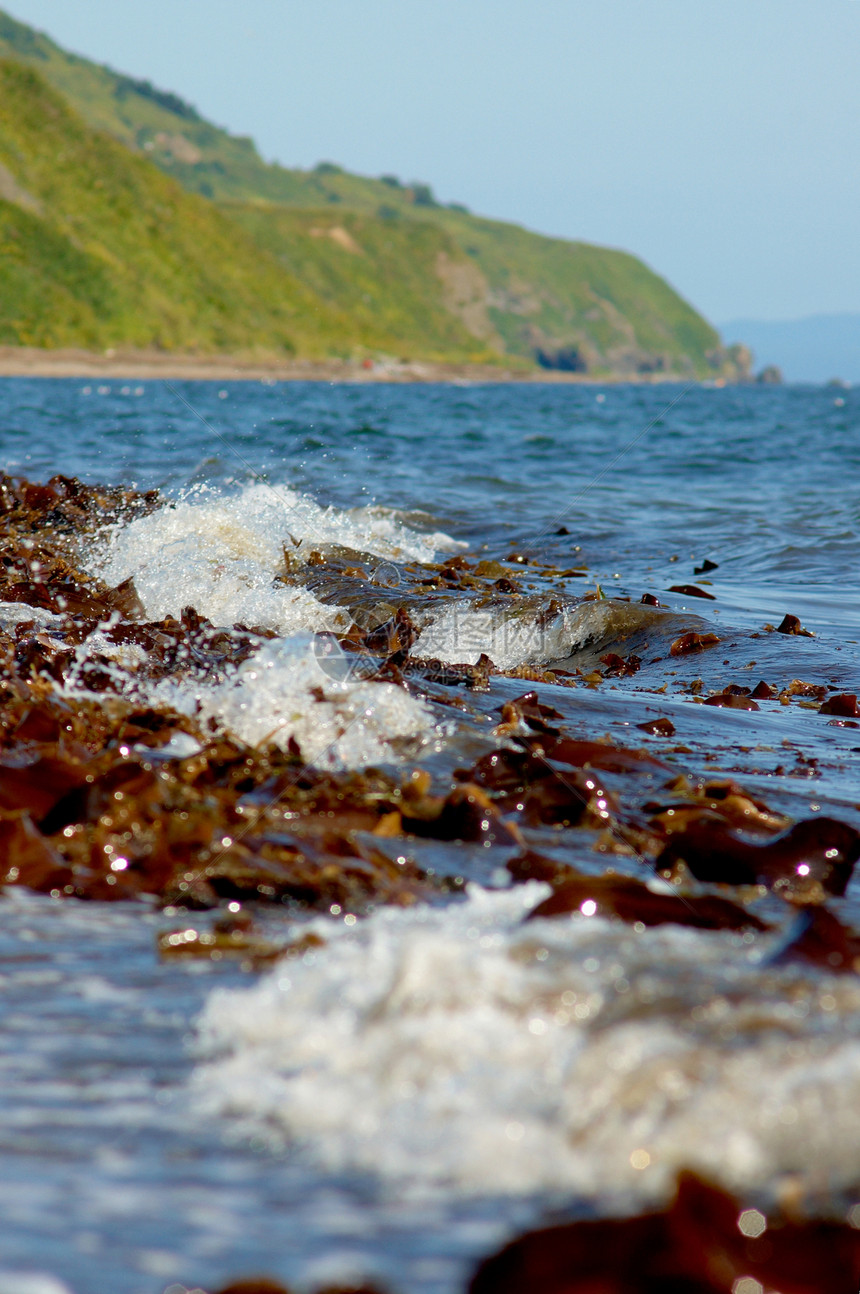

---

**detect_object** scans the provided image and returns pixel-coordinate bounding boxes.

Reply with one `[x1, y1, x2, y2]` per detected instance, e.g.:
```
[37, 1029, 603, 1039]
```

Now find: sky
[3, 0, 859, 326]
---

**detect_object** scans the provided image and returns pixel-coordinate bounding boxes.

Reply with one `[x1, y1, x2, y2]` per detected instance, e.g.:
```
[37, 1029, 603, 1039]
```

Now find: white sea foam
[153, 633, 436, 768]
[66, 481, 449, 768]
[194, 885, 860, 1201]
[93, 482, 458, 632]
[0, 601, 63, 633]
[416, 598, 670, 669]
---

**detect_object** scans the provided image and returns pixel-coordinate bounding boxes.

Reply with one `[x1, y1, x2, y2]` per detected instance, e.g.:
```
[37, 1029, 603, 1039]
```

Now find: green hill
[0, 7, 746, 376]
[0, 59, 493, 360]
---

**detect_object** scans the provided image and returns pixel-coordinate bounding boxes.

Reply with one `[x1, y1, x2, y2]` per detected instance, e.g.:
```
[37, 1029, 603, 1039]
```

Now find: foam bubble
[193, 885, 860, 1200]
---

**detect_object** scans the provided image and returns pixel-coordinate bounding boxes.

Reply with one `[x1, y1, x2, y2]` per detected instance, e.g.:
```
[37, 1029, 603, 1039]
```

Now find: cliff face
[0, 8, 745, 376]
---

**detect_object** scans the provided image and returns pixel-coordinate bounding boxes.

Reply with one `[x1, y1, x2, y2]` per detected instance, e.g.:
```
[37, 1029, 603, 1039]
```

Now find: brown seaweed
[1, 471, 857, 936]
[522, 862, 768, 933]
[702, 692, 759, 710]
[401, 782, 523, 846]
[670, 631, 720, 656]
[656, 816, 860, 899]
[775, 613, 814, 636]
[667, 583, 716, 600]
[636, 717, 676, 736]
[769, 905, 860, 974]
[0, 684, 439, 907]
[468, 1172, 860, 1294]
[463, 745, 618, 829]
[820, 692, 860, 717]
[494, 692, 564, 735]
[599, 651, 642, 677]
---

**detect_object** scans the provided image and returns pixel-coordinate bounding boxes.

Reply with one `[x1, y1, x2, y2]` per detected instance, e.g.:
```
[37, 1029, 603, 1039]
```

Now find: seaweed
[520, 855, 768, 933]
[656, 816, 860, 900]
[667, 583, 716, 600]
[468, 1172, 860, 1294]
[670, 631, 720, 656]
[2, 472, 859, 940]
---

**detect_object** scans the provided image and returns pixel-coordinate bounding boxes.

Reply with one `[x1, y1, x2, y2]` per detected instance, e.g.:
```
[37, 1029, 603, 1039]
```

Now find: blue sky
[4, 0, 858, 325]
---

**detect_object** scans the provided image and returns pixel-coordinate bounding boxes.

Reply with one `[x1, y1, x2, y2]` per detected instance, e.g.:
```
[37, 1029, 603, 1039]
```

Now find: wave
[92, 481, 459, 632]
[193, 884, 860, 1201]
[416, 598, 688, 669]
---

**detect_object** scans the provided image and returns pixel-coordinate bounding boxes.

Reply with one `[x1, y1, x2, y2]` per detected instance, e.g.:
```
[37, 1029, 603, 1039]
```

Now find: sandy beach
[0, 347, 696, 384]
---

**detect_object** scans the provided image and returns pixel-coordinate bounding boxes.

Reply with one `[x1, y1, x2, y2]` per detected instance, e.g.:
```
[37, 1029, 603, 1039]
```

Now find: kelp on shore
[0, 472, 859, 984]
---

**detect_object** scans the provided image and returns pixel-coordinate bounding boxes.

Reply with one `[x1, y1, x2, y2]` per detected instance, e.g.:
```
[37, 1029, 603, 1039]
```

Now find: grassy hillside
[0, 59, 495, 360]
[227, 195, 729, 376]
[0, 7, 325, 204]
[0, 59, 330, 353]
[0, 7, 745, 376]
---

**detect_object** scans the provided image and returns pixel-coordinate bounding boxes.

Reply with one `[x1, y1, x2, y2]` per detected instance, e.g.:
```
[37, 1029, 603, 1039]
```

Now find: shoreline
[0, 346, 720, 385]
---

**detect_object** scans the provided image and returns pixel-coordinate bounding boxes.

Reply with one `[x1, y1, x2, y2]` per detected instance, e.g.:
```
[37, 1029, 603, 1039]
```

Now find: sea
[1, 377, 859, 1294]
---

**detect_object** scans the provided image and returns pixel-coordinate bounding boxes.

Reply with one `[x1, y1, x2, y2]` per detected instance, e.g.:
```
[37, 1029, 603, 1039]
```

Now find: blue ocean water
[4, 378, 859, 629]
[1, 378, 860, 1294]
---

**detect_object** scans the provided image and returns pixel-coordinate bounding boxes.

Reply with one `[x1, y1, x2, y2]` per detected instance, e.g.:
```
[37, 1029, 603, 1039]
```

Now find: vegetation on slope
[0, 7, 746, 376]
[0, 60, 490, 360]
[0, 8, 329, 204]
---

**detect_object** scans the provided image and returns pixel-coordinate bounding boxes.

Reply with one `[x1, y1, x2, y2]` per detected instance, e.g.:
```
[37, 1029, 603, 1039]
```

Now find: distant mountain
[0, 6, 747, 376]
[720, 314, 860, 385]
